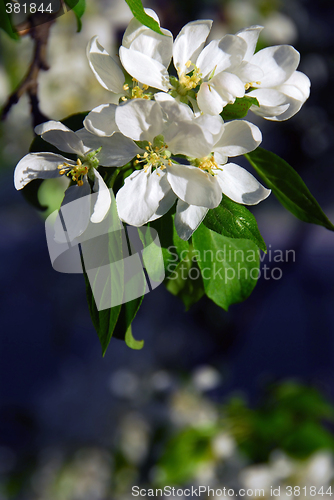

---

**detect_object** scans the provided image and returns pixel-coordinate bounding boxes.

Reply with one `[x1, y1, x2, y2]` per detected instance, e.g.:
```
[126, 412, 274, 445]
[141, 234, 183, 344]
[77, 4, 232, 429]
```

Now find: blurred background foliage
[1, 0, 334, 498]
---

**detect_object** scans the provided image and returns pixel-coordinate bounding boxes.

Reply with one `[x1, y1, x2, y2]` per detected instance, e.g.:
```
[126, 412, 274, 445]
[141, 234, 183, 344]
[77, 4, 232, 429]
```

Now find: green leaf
[82, 211, 124, 355]
[124, 0, 164, 35]
[125, 325, 144, 350]
[84, 248, 145, 355]
[84, 272, 122, 356]
[62, 111, 89, 131]
[192, 224, 260, 310]
[83, 219, 147, 354]
[113, 295, 144, 347]
[0, 1, 19, 40]
[38, 178, 70, 217]
[220, 96, 259, 121]
[150, 210, 206, 308]
[204, 197, 266, 252]
[156, 426, 216, 487]
[64, 0, 86, 31]
[165, 246, 205, 310]
[150, 210, 189, 279]
[245, 147, 334, 231]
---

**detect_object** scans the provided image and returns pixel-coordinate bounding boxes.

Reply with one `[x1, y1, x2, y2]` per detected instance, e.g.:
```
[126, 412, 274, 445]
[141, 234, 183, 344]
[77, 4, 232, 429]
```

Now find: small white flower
[14, 121, 139, 237]
[87, 9, 173, 100]
[174, 116, 270, 240]
[232, 25, 311, 120]
[172, 21, 247, 114]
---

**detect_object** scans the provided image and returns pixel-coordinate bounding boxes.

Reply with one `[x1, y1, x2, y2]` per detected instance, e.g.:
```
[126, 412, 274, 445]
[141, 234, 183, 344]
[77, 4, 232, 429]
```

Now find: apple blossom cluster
[14, 10, 310, 240]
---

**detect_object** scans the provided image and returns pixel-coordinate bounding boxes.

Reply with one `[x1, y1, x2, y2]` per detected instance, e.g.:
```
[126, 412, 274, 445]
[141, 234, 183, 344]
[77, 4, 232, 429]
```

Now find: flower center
[121, 80, 152, 101]
[58, 148, 101, 186]
[170, 61, 202, 99]
[245, 81, 261, 91]
[192, 154, 220, 176]
[179, 61, 202, 91]
[134, 135, 171, 171]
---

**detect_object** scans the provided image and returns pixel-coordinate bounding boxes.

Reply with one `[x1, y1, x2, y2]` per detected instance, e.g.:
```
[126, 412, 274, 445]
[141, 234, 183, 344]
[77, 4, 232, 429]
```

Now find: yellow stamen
[196, 154, 220, 176]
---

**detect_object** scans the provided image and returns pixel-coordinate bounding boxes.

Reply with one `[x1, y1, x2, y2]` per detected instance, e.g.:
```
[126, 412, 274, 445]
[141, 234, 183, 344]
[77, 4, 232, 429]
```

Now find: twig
[1, 12, 58, 126]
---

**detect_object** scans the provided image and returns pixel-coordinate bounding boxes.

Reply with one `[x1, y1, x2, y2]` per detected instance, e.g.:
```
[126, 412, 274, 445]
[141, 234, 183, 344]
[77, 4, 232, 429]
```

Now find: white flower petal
[197, 82, 226, 115]
[214, 120, 262, 157]
[165, 121, 213, 158]
[148, 176, 177, 221]
[194, 114, 224, 145]
[155, 92, 194, 121]
[212, 71, 245, 100]
[14, 152, 74, 189]
[253, 95, 301, 121]
[90, 168, 111, 223]
[197, 73, 245, 115]
[76, 129, 141, 166]
[280, 70, 311, 101]
[214, 152, 228, 165]
[258, 71, 310, 121]
[248, 88, 288, 106]
[167, 162, 222, 208]
[196, 39, 231, 78]
[122, 10, 173, 68]
[175, 201, 208, 240]
[187, 96, 201, 117]
[216, 34, 248, 71]
[173, 20, 212, 76]
[123, 9, 160, 48]
[116, 167, 170, 226]
[119, 46, 170, 91]
[247, 88, 290, 119]
[236, 25, 263, 62]
[115, 99, 164, 141]
[84, 104, 118, 137]
[251, 45, 300, 87]
[57, 179, 91, 241]
[123, 9, 158, 47]
[87, 36, 125, 93]
[233, 61, 264, 83]
[215, 162, 271, 205]
[35, 120, 86, 156]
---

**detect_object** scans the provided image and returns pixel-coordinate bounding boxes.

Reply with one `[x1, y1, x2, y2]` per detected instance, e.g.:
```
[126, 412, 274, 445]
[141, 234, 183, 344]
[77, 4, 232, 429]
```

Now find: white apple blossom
[87, 9, 173, 102]
[173, 111, 271, 239]
[84, 95, 270, 240]
[231, 25, 311, 120]
[171, 21, 247, 114]
[117, 11, 247, 114]
[14, 121, 139, 237]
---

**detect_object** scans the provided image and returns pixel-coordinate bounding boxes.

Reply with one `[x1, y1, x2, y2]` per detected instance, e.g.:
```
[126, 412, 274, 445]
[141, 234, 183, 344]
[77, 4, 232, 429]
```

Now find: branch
[1, 12, 58, 127]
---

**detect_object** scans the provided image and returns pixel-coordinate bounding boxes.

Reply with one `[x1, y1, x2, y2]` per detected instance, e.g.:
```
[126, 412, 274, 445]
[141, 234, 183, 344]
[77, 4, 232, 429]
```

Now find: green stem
[107, 168, 121, 188]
